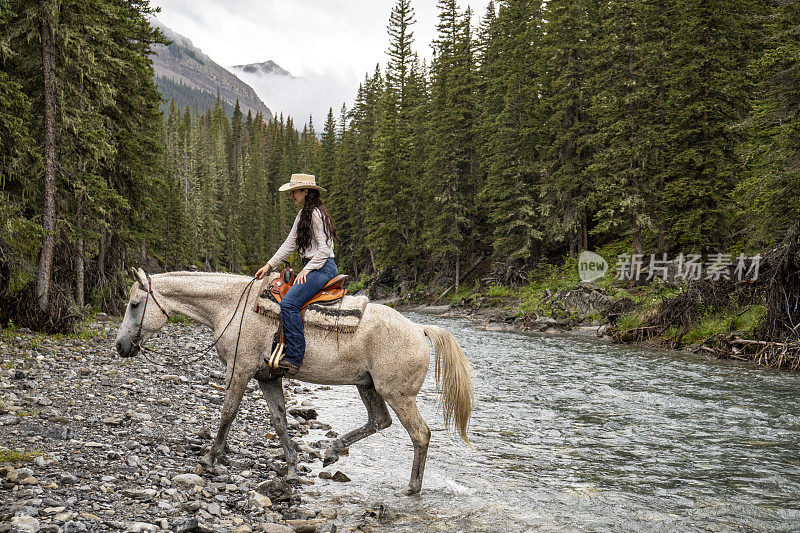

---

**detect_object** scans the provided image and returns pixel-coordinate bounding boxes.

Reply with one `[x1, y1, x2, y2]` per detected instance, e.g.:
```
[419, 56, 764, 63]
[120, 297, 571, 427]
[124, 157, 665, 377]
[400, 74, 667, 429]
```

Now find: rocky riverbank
[0, 320, 400, 532]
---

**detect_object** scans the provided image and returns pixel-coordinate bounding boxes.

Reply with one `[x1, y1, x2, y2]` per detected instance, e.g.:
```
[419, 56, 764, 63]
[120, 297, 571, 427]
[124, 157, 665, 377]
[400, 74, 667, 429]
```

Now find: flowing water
[298, 312, 800, 532]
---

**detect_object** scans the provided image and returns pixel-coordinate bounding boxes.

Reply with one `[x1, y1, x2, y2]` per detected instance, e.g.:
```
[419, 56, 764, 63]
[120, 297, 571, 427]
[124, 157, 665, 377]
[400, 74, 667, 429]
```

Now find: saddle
[259, 265, 349, 373]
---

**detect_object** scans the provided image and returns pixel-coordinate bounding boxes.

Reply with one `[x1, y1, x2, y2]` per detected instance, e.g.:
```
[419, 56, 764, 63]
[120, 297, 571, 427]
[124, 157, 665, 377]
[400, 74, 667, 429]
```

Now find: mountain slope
[232, 60, 293, 78]
[149, 18, 272, 119]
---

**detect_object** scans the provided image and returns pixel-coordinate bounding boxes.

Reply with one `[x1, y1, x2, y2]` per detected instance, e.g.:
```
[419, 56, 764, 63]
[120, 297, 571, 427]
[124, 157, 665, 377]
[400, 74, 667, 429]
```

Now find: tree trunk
[454, 254, 460, 295]
[581, 209, 588, 251]
[98, 224, 107, 284]
[76, 195, 84, 309]
[35, 12, 58, 312]
[369, 248, 377, 275]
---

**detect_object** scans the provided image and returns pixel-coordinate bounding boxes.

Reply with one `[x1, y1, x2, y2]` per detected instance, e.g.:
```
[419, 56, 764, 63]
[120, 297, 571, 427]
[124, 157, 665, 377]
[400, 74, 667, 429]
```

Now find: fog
[231, 66, 363, 128]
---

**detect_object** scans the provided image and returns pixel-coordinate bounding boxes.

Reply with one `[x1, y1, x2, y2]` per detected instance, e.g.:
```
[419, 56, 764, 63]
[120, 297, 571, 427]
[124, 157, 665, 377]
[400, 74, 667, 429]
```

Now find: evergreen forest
[2, 0, 799, 330]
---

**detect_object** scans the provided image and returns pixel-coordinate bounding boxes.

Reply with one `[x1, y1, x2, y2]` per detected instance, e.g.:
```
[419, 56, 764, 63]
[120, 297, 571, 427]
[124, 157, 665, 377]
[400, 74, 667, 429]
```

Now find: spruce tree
[737, 0, 799, 246]
[478, 0, 545, 274]
[662, 0, 766, 250]
[538, 0, 600, 254]
[425, 1, 478, 289]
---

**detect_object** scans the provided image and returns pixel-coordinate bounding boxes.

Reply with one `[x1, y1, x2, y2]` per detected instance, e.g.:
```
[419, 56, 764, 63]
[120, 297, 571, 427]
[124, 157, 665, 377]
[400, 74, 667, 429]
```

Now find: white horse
[114, 269, 473, 495]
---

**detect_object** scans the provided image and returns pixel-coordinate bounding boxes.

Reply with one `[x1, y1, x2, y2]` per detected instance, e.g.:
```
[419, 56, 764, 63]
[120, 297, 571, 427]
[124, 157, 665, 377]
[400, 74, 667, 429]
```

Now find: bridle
[129, 273, 257, 389]
[132, 274, 169, 351]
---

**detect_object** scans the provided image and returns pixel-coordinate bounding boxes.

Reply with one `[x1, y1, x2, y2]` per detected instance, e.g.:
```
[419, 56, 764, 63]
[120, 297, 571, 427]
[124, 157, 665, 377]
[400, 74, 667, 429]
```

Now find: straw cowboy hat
[278, 173, 327, 193]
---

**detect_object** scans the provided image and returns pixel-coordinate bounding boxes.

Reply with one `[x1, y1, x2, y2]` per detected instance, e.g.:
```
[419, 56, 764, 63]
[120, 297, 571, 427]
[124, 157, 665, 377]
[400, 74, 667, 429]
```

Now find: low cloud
[232, 66, 361, 128]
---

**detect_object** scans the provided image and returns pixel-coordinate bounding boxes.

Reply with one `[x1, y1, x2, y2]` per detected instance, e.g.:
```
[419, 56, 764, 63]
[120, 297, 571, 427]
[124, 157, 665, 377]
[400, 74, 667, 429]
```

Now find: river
[297, 312, 800, 532]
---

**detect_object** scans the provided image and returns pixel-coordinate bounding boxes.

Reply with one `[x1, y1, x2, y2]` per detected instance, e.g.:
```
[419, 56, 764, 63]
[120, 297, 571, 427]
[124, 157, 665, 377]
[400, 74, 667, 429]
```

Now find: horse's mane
[153, 271, 251, 279]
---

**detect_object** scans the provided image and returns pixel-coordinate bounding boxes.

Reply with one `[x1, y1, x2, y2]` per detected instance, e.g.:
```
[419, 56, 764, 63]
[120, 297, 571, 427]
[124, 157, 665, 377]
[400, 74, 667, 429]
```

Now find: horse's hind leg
[384, 394, 431, 495]
[323, 384, 392, 467]
[257, 376, 300, 480]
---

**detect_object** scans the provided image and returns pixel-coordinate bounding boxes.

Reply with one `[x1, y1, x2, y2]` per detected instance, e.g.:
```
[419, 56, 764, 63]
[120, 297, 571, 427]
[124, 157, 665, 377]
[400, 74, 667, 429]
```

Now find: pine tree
[366, 0, 421, 278]
[320, 108, 337, 182]
[298, 115, 319, 175]
[537, 0, 600, 254]
[583, 0, 671, 254]
[386, 0, 416, 105]
[425, 1, 479, 289]
[662, 0, 766, 250]
[478, 0, 545, 273]
[737, 0, 799, 246]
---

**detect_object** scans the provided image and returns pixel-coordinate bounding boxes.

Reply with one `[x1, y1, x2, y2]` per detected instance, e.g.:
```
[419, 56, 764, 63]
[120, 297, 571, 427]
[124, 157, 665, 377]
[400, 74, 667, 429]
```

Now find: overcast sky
[153, 0, 491, 125]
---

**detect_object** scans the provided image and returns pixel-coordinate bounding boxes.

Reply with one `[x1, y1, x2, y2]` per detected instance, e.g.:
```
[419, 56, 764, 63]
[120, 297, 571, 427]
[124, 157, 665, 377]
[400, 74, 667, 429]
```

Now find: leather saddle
[263, 266, 350, 310]
[261, 265, 349, 373]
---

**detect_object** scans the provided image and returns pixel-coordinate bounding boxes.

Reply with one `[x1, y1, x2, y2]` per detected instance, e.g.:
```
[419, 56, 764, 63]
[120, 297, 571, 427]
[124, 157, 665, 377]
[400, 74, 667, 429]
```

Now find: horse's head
[115, 268, 169, 358]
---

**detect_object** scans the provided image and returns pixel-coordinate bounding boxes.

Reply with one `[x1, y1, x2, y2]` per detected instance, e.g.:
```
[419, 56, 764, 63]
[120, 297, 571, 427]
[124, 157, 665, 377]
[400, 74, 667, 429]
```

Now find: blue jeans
[280, 257, 338, 366]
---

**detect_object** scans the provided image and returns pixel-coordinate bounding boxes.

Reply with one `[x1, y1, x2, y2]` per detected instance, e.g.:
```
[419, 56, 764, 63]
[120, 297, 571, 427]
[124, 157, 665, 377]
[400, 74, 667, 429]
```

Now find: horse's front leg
[196, 370, 250, 472]
[257, 376, 299, 481]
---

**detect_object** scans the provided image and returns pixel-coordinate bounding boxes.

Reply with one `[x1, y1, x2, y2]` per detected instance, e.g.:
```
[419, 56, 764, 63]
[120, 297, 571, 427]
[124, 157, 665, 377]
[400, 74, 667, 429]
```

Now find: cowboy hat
[278, 173, 327, 192]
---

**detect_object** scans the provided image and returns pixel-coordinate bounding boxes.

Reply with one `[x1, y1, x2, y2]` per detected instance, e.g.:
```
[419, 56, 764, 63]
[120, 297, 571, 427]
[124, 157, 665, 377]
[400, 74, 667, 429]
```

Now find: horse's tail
[423, 325, 474, 448]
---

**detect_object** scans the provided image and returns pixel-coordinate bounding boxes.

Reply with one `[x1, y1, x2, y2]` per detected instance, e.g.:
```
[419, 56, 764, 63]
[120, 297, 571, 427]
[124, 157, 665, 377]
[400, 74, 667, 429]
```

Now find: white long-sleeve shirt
[267, 208, 335, 271]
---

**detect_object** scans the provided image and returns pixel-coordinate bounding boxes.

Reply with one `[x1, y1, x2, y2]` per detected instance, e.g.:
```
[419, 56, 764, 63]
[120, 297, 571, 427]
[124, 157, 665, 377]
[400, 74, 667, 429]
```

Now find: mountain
[149, 18, 272, 120]
[232, 60, 293, 78]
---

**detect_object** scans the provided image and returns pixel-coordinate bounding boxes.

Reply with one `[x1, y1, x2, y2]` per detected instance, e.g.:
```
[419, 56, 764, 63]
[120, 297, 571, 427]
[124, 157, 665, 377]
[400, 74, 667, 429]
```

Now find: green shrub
[348, 273, 371, 293]
[618, 312, 643, 331]
[683, 314, 734, 345]
[733, 305, 766, 336]
[0, 448, 41, 464]
[485, 285, 513, 297]
[167, 314, 194, 324]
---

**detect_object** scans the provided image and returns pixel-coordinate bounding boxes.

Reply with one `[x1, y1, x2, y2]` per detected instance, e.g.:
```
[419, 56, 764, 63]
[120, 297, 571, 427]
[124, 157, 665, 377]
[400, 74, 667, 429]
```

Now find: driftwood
[693, 334, 800, 371]
[431, 255, 486, 306]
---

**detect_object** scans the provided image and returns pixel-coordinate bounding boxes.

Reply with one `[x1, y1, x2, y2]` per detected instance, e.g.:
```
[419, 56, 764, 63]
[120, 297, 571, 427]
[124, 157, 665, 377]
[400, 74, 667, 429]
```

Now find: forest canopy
[1, 0, 799, 330]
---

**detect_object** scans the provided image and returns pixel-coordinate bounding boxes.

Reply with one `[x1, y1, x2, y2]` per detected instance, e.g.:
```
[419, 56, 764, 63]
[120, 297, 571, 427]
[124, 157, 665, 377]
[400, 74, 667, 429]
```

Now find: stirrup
[266, 342, 285, 371]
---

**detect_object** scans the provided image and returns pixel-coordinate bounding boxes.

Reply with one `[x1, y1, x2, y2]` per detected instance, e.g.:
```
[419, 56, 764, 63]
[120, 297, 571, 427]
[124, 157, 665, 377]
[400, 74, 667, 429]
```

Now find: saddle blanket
[253, 294, 369, 333]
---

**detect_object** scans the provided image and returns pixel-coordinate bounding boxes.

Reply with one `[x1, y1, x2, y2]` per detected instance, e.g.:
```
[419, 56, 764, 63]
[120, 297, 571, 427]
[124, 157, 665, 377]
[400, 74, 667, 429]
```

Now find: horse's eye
[131, 302, 140, 309]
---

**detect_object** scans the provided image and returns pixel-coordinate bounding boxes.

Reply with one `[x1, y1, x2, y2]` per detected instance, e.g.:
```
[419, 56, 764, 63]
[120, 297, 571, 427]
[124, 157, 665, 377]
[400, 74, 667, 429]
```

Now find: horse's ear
[132, 267, 148, 289]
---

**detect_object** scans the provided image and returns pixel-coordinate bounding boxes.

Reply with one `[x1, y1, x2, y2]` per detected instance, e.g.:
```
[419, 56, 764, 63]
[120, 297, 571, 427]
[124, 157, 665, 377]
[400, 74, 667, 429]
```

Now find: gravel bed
[0, 318, 388, 532]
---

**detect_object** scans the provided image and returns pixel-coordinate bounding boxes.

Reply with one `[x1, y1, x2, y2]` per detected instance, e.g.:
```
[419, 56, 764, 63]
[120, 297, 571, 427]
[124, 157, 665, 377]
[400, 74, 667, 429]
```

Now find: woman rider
[255, 173, 338, 376]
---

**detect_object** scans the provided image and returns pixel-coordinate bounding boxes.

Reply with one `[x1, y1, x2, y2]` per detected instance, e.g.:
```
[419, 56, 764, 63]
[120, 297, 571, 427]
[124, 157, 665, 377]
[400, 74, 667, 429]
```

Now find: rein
[132, 275, 257, 390]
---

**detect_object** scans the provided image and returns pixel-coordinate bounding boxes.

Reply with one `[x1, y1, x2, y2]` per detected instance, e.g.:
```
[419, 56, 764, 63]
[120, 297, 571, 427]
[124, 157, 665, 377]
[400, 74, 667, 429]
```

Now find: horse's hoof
[396, 484, 421, 496]
[323, 442, 344, 467]
[322, 452, 339, 467]
[285, 470, 300, 483]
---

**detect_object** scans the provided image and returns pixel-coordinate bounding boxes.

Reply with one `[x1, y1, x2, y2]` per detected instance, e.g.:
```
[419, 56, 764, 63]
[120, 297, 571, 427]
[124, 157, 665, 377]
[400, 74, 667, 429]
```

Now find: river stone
[287, 519, 326, 533]
[128, 522, 158, 533]
[172, 473, 205, 487]
[256, 479, 292, 502]
[207, 502, 221, 516]
[233, 526, 252, 533]
[331, 471, 350, 482]
[55, 511, 77, 522]
[63, 521, 88, 532]
[172, 517, 199, 532]
[257, 525, 294, 533]
[249, 491, 272, 510]
[288, 407, 317, 420]
[122, 488, 157, 500]
[9, 516, 39, 532]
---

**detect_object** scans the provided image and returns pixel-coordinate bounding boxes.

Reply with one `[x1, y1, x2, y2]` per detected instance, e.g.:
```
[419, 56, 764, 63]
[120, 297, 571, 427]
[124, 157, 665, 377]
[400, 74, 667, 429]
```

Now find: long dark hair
[296, 189, 338, 254]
